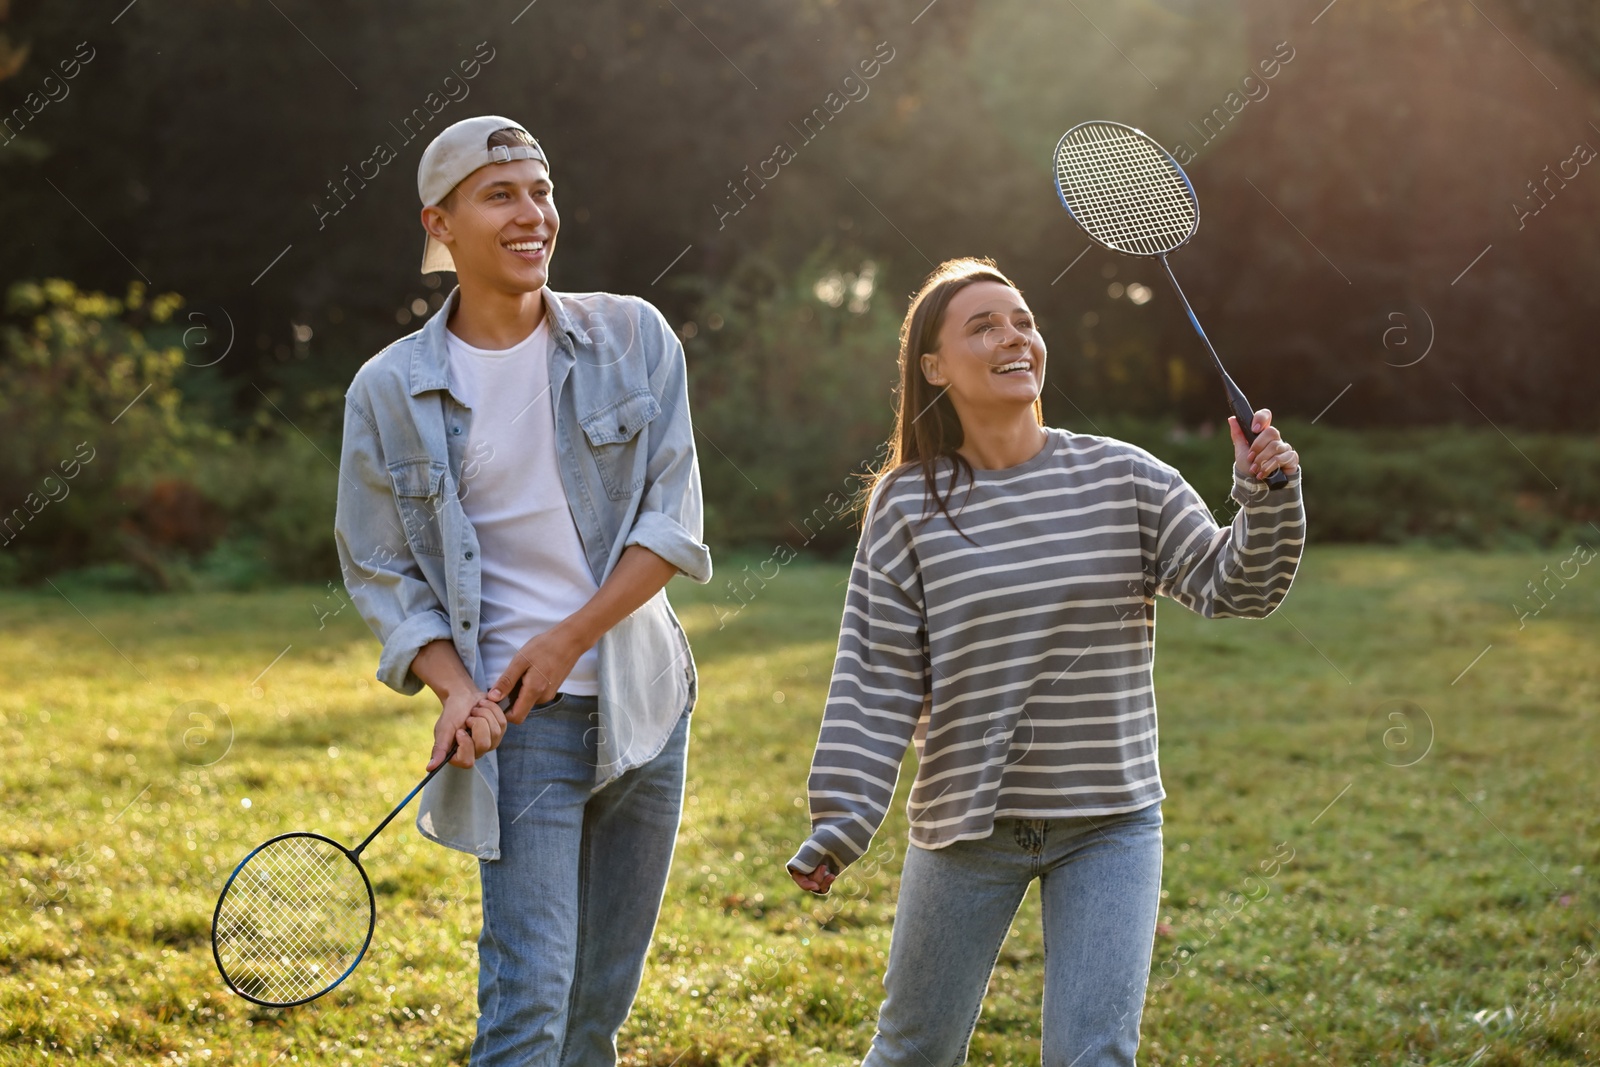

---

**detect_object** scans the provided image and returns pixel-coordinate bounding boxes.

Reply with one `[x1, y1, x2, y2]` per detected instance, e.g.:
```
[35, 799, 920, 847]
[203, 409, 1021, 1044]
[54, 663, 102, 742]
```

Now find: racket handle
[1230, 401, 1293, 488]
[496, 678, 523, 713]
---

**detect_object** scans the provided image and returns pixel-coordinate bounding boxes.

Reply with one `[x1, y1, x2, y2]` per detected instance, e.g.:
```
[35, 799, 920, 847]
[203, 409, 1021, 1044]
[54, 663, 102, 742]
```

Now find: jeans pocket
[529, 694, 565, 713]
[500, 694, 576, 755]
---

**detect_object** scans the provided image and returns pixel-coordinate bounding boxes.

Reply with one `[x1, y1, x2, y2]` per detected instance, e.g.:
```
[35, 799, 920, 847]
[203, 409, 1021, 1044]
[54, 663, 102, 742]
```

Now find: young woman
[787, 257, 1305, 1065]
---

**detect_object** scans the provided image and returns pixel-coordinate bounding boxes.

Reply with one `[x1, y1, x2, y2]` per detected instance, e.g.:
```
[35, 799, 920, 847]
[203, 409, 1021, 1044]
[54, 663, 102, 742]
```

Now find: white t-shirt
[445, 315, 601, 695]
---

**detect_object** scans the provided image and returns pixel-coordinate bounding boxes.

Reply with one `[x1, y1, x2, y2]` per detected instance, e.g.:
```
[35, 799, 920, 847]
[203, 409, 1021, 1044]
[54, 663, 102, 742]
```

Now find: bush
[680, 242, 1600, 556]
[7, 272, 1594, 595]
[0, 278, 226, 588]
[679, 242, 902, 554]
[1091, 416, 1600, 549]
[192, 431, 341, 586]
[0, 278, 343, 591]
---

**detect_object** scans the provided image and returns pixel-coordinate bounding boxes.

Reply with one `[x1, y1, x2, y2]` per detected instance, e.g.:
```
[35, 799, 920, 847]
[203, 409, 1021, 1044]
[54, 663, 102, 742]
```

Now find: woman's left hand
[1230, 408, 1299, 481]
[788, 858, 836, 896]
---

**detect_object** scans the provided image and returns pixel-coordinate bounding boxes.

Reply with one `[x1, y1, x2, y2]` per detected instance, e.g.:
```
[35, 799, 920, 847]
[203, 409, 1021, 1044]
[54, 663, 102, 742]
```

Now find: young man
[333, 114, 712, 1065]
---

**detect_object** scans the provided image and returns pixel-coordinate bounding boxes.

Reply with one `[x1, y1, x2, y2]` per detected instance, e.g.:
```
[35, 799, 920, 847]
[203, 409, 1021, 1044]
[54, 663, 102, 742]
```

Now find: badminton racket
[211, 679, 546, 1007]
[1052, 119, 1289, 490]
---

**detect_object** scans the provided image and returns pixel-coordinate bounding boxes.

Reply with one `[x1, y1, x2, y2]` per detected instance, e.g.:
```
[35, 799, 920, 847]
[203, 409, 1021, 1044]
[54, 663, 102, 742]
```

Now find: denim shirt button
[461, 620, 472, 630]
[464, 550, 474, 559]
[452, 426, 462, 435]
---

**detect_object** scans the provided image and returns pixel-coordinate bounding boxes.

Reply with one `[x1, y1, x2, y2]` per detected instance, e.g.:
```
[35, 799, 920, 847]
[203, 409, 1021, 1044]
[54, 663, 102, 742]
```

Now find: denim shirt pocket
[387, 457, 448, 556]
[578, 388, 661, 501]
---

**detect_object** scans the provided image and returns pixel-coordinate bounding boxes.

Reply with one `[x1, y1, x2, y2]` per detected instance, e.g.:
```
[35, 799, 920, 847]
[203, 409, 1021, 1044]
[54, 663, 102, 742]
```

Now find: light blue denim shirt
[334, 283, 712, 860]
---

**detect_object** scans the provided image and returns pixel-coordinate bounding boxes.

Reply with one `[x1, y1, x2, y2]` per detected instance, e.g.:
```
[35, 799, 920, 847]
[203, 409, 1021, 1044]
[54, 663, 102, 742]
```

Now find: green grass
[1, 546, 1596, 1065]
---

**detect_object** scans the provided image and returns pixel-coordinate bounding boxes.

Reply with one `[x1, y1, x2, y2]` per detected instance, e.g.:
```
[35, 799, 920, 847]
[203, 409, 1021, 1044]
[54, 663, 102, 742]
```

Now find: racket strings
[1059, 152, 1191, 251]
[214, 836, 371, 1005]
[1055, 123, 1197, 255]
[1057, 137, 1192, 252]
[1056, 127, 1194, 249]
[1060, 146, 1190, 250]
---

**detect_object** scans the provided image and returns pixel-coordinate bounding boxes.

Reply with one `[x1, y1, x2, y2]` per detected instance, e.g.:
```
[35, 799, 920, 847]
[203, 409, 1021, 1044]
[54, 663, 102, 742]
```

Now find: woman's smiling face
[919, 280, 1047, 413]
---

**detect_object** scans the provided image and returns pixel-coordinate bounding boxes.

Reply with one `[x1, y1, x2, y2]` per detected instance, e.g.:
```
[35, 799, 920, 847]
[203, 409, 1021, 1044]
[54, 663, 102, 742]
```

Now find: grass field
[1, 545, 1596, 1065]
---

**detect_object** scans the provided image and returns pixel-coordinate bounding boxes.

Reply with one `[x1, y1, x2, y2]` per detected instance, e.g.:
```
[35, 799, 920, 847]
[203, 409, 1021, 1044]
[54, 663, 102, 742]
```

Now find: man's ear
[420, 204, 452, 243]
[919, 352, 944, 386]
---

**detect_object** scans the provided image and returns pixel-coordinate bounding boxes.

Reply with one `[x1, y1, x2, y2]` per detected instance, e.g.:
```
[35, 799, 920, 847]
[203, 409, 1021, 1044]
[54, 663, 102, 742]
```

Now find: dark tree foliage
[0, 0, 1595, 441]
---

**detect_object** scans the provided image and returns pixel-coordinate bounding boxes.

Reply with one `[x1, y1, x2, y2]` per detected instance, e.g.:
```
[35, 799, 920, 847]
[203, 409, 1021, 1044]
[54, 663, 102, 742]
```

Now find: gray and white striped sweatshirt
[789, 428, 1305, 874]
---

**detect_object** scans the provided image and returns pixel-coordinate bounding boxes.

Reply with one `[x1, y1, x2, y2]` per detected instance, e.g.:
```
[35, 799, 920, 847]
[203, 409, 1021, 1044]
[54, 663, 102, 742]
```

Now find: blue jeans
[471, 694, 689, 1066]
[862, 801, 1164, 1067]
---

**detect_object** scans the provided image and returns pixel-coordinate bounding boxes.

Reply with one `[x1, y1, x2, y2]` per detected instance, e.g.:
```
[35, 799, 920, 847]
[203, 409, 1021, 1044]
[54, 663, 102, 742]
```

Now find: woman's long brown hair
[860, 257, 1045, 532]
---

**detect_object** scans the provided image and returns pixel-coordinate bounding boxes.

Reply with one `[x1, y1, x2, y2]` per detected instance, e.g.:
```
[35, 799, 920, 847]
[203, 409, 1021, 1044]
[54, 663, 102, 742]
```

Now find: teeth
[506, 240, 544, 252]
[994, 360, 1030, 373]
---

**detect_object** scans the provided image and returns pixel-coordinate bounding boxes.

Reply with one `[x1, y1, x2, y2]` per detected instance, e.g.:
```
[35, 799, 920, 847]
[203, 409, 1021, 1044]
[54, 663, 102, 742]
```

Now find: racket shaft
[1157, 256, 1288, 489]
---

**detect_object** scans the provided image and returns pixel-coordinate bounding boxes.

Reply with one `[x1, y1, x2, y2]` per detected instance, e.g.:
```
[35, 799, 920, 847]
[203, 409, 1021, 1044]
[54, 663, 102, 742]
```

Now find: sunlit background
[1, 2, 1596, 1065]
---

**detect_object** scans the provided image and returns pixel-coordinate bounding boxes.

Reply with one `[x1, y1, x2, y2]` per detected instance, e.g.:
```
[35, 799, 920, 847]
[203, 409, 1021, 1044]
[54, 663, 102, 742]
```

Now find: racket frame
[1051, 120, 1200, 257]
[211, 830, 376, 1008]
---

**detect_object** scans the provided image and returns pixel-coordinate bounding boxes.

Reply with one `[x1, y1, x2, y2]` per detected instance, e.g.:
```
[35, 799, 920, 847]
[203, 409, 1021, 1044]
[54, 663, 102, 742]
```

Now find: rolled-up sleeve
[622, 301, 713, 584]
[334, 386, 453, 694]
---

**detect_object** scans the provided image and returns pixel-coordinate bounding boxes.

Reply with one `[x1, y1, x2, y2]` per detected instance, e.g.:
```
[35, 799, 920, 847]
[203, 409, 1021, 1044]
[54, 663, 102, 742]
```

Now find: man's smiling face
[422, 158, 557, 292]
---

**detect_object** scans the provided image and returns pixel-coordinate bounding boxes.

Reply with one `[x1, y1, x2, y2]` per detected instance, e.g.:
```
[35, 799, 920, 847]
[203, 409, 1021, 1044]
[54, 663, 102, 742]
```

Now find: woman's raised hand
[1230, 407, 1299, 481]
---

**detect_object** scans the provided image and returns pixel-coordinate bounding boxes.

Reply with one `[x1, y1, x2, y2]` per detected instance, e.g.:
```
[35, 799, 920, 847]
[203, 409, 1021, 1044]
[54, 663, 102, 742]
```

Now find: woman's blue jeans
[470, 694, 689, 1066]
[862, 801, 1164, 1067]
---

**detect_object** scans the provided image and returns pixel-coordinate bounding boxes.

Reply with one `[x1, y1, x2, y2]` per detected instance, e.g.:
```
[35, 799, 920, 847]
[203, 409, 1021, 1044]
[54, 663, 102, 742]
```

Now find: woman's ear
[919, 352, 944, 386]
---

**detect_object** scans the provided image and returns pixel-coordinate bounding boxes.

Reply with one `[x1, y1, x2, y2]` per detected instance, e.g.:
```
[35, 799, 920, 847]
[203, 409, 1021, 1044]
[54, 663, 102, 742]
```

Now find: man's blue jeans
[471, 694, 689, 1066]
[862, 801, 1164, 1067]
